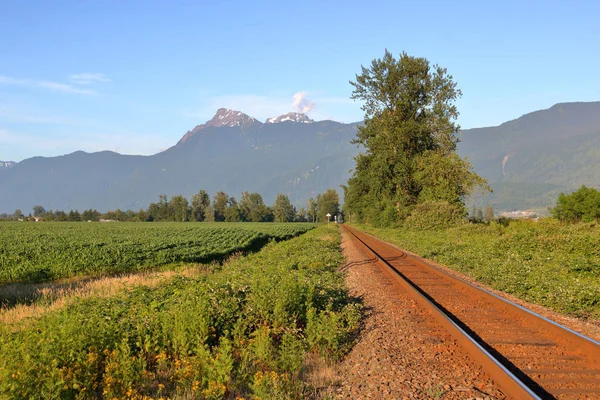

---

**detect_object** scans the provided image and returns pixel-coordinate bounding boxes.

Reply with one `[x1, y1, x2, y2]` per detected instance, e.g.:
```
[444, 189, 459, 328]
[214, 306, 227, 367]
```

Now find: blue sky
[1, 0, 599, 162]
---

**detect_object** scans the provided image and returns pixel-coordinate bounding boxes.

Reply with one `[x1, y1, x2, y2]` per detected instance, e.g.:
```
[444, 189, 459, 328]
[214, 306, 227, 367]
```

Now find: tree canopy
[344, 50, 488, 226]
[551, 185, 600, 223]
[273, 193, 296, 222]
[316, 189, 340, 222]
[239, 192, 272, 222]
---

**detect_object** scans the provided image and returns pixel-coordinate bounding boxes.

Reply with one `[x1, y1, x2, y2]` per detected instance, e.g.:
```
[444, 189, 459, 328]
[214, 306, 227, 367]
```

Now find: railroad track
[343, 225, 600, 399]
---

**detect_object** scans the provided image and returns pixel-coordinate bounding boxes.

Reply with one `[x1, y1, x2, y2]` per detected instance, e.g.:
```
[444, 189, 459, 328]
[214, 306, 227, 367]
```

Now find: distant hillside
[458, 101, 600, 212]
[0, 110, 359, 213]
[2, 102, 599, 214]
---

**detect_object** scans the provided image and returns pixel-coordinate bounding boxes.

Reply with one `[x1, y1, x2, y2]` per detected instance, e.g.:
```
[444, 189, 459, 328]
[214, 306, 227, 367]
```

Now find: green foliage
[345, 50, 488, 226]
[0, 222, 315, 285]
[414, 151, 489, 204]
[551, 185, 600, 223]
[316, 189, 340, 222]
[403, 201, 466, 230]
[224, 204, 243, 222]
[212, 191, 230, 222]
[358, 218, 600, 317]
[307, 197, 318, 223]
[170, 195, 190, 222]
[239, 192, 272, 222]
[273, 193, 296, 223]
[33, 205, 45, 217]
[147, 194, 173, 221]
[0, 226, 360, 399]
[191, 189, 211, 221]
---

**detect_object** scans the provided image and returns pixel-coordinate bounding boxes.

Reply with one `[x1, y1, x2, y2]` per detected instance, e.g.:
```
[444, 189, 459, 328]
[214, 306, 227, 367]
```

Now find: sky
[1, 0, 599, 162]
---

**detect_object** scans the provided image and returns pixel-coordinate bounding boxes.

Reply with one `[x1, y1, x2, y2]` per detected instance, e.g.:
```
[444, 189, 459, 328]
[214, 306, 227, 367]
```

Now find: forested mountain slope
[458, 102, 600, 211]
[2, 102, 599, 213]
[0, 109, 359, 212]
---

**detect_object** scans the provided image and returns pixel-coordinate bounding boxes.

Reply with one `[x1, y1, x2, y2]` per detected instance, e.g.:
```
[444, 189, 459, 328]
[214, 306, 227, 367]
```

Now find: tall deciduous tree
[33, 205, 46, 217]
[307, 197, 318, 223]
[191, 190, 211, 221]
[204, 205, 216, 222]
[344, 50, 488, 225]
[224, 197, 242, 222]
[273, 193, 296, 222]
[239, 192, 271, 222]
[317, 189, 340, 222]
[170, 195, 190, 222]
[213, 191, 229, 222]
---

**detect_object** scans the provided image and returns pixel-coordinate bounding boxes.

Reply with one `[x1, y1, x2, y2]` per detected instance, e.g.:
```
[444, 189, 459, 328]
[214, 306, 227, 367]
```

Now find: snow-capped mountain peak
[207, 108, 259, 128]
[0, 161, 16, 169]
[266, 112, 314, 124]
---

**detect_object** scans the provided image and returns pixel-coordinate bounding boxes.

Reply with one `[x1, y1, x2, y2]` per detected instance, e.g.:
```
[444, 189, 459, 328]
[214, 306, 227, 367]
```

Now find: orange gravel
[327, 229, 507, 399]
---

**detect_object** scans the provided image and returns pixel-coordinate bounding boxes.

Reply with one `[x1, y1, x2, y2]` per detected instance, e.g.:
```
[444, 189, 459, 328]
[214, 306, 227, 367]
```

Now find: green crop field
[0, 222, 315, 284]
[0, 225, 359, 399]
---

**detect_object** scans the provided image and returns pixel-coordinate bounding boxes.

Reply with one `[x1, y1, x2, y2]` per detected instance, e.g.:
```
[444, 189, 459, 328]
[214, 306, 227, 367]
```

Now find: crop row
[0, 222, 315, 284]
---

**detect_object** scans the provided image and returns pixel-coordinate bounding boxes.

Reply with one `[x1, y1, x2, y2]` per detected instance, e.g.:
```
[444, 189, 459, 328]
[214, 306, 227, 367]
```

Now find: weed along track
[343, 225, 600, 399]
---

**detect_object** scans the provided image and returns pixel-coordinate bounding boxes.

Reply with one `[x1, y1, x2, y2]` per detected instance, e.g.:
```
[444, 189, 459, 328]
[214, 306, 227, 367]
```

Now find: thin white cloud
[0, 76, 21, 85]
[69, 73, 110, 85]
[38, 81, 97, 95]
[0, 75, 97, 95]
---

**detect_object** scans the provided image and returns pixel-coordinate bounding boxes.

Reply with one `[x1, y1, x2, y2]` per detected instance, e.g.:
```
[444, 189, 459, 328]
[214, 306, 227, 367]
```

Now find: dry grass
[0, 264, 211, 327]
[300, 353, 339, 396]
[319, 234, 336, 242]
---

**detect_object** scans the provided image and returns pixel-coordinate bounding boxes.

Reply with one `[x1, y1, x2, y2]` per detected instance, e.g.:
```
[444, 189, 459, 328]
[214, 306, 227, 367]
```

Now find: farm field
[0, 225, 359, 398]
[0, 222, 315, 284]
[356, 219, 600, 318]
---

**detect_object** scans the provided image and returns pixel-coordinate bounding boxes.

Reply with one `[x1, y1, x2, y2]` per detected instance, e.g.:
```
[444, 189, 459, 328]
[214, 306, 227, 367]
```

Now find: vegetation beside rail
[0, 222, 314, 285]
[357, 219, 600, 318]
[0, 225, 360, 399]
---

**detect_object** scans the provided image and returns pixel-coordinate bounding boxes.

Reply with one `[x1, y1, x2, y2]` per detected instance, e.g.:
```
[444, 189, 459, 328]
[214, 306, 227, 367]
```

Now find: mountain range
[0, 109, 359, 213]
[1, 101, 599, 214]
[459, 101, 600, 212]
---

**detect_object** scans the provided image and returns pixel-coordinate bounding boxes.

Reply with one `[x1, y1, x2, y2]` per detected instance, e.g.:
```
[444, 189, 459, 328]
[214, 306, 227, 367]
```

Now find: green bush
[403, 201, 466, 230]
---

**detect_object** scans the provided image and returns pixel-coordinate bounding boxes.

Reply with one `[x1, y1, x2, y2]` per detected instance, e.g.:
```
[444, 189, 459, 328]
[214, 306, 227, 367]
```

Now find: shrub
[403, 201, 466, 230]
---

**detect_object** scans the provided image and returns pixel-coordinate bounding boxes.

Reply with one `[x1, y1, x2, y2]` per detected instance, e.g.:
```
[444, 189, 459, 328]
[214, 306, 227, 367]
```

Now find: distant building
[499, 210, 538, 219]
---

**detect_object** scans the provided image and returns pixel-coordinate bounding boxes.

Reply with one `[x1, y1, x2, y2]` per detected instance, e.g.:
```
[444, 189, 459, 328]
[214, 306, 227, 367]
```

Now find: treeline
[3, 189, 341, 223]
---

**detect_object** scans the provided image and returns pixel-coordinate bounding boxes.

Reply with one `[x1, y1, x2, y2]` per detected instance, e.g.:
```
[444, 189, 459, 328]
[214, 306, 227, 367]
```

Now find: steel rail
[358, 228, 600, 353]
[343, 224, 544, 399]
